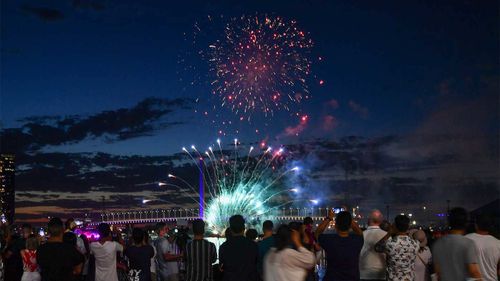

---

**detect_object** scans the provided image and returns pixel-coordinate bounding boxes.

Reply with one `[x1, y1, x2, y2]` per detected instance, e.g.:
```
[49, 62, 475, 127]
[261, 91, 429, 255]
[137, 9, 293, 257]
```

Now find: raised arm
[315, 209, 334, 240]
[374, 224, 394, 253]
[351, 219, 363, 236]
[286, 229, 315, 269]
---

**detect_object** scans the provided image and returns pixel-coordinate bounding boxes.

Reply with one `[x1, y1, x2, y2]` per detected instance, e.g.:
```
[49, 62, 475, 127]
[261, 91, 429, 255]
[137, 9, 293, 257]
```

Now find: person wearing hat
[409, 229, 432, 281]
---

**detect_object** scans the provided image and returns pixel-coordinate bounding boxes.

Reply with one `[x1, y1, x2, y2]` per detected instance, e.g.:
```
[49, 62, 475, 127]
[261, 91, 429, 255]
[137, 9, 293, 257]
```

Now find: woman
[264, 224, 315, 281]
[20, 235, 40, 281]
[410, 229, 432, 281]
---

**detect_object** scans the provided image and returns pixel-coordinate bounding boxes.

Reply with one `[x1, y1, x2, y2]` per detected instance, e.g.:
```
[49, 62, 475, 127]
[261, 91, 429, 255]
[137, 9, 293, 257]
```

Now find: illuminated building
[0, 154, 15, 224]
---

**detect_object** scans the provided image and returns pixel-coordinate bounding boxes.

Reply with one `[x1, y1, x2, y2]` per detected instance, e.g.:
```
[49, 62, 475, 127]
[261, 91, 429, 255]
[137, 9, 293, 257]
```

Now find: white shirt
[166, 240, 179, 274]
[90, 241, 123, 281]
[415, 247, 432, 281]
[264, 247, 315, 281]
[359, 226, 387, 280]
[466, 233, 500, 281]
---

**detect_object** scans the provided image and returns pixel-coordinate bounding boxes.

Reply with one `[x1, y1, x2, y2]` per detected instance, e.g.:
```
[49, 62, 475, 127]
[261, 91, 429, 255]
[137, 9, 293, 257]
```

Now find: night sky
[1, 0, 498, 223]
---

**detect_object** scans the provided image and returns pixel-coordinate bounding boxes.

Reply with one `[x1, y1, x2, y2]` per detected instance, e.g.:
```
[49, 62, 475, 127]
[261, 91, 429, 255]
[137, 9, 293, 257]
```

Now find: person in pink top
[21, 235, 40, 281]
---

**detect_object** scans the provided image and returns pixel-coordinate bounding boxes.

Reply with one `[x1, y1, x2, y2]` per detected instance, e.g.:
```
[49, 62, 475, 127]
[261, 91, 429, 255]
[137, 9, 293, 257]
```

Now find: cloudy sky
[1, 0, 498, 223]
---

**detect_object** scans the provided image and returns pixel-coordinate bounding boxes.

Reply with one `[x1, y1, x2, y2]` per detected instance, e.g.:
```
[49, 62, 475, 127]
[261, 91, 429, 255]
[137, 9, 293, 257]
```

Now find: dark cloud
[1, 97, 194, 154]
[21, 5, 65, 21]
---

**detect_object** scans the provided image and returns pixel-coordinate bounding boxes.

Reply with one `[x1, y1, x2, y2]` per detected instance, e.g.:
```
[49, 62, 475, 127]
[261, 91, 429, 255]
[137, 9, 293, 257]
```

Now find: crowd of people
[0, 206, 498, 281]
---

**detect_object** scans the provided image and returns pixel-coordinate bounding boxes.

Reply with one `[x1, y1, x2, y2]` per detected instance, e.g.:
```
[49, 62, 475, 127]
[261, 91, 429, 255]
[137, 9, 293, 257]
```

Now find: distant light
[158, 182, 167, 186]
[319, 80, 324, 85]
[412, 220, 417, 225]
[290, 188, 298, 193]
[292, 166, 300, 172]
[191, 145, 196, 150]
[310, 199, 319, 205]
[142, 199, 152, 204]
[167, 174, 175, 178]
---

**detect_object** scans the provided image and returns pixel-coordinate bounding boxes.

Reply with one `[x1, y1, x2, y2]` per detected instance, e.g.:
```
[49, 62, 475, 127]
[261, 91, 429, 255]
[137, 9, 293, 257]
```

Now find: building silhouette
[0, 154, 15, 224]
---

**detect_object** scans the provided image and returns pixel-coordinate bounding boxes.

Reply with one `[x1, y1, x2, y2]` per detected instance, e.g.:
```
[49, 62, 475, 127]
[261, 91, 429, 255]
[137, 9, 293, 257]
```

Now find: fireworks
[165, 139, 299, 234]
[193, 14, 314, 123]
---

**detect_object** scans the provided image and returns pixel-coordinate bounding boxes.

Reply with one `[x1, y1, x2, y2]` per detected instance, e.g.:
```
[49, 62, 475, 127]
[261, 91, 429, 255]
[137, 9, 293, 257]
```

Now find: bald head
[368, 209, 383, 226]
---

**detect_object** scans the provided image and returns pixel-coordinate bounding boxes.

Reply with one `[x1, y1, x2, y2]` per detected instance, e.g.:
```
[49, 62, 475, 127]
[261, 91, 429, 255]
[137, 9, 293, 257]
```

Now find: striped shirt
[184, 239, 217, 281]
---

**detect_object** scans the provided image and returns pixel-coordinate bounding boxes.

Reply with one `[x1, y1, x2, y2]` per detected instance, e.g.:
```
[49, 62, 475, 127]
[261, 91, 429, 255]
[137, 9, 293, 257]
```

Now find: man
[466, 213, 500, 281]
[65, 218, 87, 256]
[124, 228, 155, 281]
[155, 222, 183, 281]
[359, 209, 387, 281]
[375, 215, 419, 281]
[257, 220, 275, 279]
[184, 219, 217, 281]
[37, 218, 84, 281]
[90, 223, 124, 281]
[219, 215, 258, 281]
[315, 210, 364, 281]
[433, 207, 482, 281]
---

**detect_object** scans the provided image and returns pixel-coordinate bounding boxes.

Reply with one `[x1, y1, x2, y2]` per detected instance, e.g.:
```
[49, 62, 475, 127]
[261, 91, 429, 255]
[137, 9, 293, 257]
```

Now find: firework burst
[165, 139, 299, 234]
[209, 15, 313, 120]
[183, 14, 315, 128]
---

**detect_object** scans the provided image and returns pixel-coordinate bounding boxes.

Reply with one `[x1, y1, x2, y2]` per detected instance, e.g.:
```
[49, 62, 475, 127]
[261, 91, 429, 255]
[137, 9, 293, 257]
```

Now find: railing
[90, 207, 337, 226]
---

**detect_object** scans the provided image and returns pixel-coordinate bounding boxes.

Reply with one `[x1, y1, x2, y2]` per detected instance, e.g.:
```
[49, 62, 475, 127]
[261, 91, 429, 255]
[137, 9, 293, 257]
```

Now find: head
[229, 215, 245, 235]
[155, 222, 168, 237]
[21, 223, 32, 239]
[368, 209, 384, 226]
[394, 215, 410, 233]
[335, 211, 352, 232]
[65, 218, 77, 232]
[25, 235, 39, 250]
[475, 213, 493, 233]
[245, 228, 258, 241]
[410, 229, 427, 249]
[303, 217, 313, 226]
[192, 219, 205, 236]
[63, 232, 77, 246]
[143, 232, 150, 244]
[47, 217, 64, 238]
[262, 220, 274, 235]
[275, 224, 291, 251]
[288, 221, 302, 232]
[448, 207, 468, 230]
[97, 223, 111, 239]
[132, 228, 144, 245]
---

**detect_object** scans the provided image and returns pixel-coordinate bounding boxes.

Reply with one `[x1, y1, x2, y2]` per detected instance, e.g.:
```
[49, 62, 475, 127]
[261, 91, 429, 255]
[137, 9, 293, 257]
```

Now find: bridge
[88, 207, 342, 226]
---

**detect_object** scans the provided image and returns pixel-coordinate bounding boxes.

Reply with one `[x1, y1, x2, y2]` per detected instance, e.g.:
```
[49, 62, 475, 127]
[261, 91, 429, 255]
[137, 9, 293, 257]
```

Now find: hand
[351, 219, 358, 228]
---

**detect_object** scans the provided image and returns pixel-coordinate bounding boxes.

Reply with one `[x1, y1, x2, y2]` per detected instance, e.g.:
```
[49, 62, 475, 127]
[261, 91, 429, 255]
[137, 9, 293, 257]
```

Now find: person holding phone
[315, 209, 364, 281]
